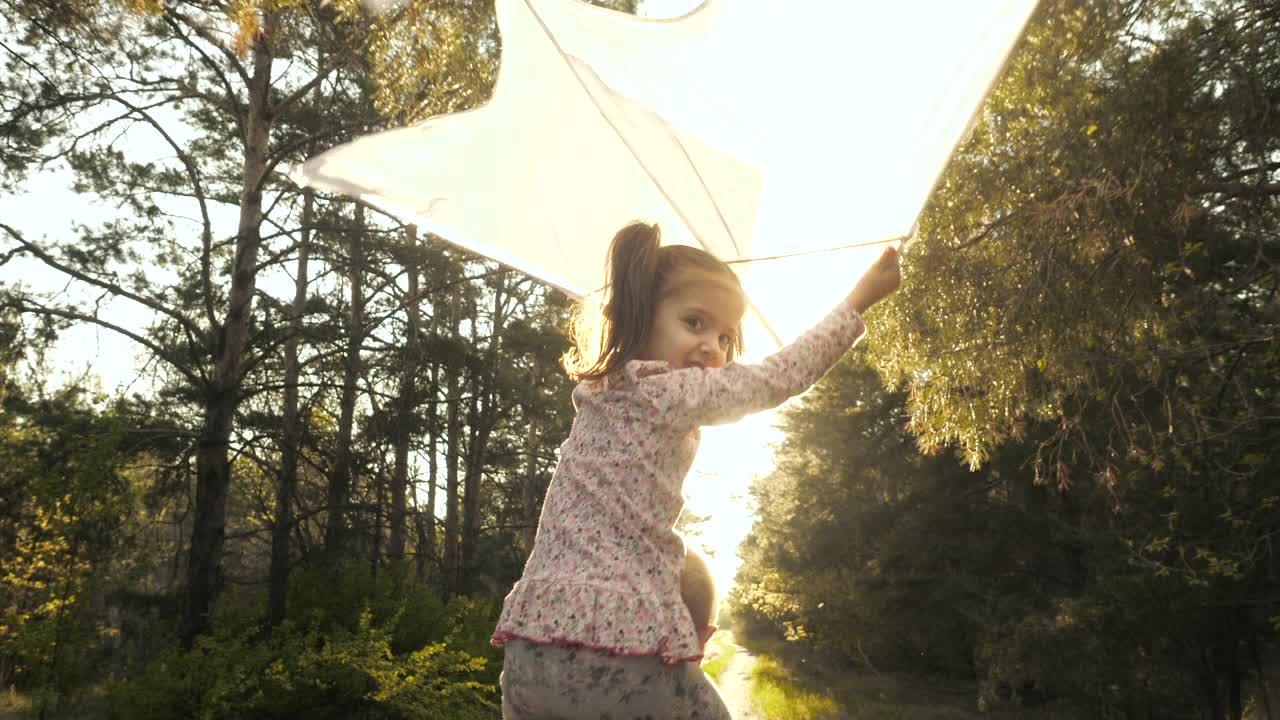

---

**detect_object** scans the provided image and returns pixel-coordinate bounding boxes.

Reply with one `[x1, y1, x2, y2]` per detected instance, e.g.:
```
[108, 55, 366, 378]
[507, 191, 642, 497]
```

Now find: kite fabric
[295, 0, 1039, 349]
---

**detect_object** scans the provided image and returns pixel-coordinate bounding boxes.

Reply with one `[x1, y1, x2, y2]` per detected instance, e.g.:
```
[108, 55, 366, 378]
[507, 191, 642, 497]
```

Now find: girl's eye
[684, 317, 704, 331]
[718, 334, 734, 347]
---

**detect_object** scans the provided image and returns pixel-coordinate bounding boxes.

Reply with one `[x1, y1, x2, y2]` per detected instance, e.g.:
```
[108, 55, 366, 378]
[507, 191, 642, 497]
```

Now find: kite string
[586, 230, 912, 295]
[723, 231, 912, 265]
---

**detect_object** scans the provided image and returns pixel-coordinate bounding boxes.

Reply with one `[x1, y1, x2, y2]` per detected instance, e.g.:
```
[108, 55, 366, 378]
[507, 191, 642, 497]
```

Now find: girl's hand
[850, 245, 902, 314]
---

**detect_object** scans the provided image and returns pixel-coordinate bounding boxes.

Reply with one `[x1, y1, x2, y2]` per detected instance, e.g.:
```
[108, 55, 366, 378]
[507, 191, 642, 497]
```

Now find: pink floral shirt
[491, 295, 866, 664]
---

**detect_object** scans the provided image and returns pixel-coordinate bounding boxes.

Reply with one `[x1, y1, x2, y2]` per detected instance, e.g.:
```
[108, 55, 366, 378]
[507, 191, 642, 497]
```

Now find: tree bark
[455, 272, 504, 589]
[443, 291, 462, 597]
[180, 15, 275, 648]
[459, 389, 490, 596]
[410, 294, 442, 585]
[389, 225, 420, 560]
[268, 188, 311, 627]
[1227, 608, 1242, 720]
[520, 356, 541, 560]
[324, 203, 365, 561]
[460, 279, 504, 595]
[422, 316, 441, 583]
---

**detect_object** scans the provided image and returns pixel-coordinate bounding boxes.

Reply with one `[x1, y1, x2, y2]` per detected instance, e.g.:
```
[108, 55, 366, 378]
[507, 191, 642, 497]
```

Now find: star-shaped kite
[296, 0, 1038, 347]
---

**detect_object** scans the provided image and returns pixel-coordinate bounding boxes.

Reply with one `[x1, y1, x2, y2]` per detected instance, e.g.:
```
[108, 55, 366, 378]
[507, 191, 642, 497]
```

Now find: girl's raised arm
[644, 245, 899, 428]
[643, 296, 866, 429]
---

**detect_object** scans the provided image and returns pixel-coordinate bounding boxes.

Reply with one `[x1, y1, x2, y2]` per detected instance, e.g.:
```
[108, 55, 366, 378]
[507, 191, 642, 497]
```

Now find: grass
[739, 636, 995, 720]
[700, 630, 738, 684]
[750, 654, 839, 720]
[0, 687, 32, 720]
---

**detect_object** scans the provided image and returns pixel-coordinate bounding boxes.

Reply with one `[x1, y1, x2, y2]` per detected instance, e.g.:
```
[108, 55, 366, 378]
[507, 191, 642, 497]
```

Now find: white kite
[295, 0, 1039, 348]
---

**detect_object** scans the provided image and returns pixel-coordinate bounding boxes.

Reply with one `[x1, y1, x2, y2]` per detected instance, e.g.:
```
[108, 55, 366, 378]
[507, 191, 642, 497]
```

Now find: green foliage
[730, 355, 994, 675]
[0, 377, 140, 712]
[730, 343, 1271, 716]
[107, 564, 502, 719]
[105, 611, 497, 720]
[286, 562, 505, 678]
[439, 595, 504, 679]
[286, 563, 448, 653]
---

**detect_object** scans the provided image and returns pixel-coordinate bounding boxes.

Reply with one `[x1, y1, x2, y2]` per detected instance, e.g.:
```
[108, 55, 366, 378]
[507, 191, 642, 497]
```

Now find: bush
[105, 610, 497, 720]
[107, 565, 505, 719]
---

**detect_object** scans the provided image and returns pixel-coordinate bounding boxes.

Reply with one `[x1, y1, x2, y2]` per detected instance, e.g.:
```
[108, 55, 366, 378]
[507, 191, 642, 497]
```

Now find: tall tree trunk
[1227, 609, 1242, 720]
[389, 225, 420, 560]
[459, 391, 487, 596]
[520, 356, 541, 560]
[181, 16, 275, 648]
[459, 279, 504, 594]
[1248, 633, 1272, 720]
[443, 292, 462, 597]
[370, 463, 384, 575]
[268, 188, 311, 627]
[412, 297, 442, 584]
[411, 502, 428, 582]
[422, 332, 441, 583]
[1201, 642, 1224, 720]
[324, 203, 365, 560]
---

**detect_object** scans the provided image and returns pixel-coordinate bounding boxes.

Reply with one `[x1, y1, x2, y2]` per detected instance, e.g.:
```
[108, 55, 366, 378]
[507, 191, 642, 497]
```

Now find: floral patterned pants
[500, 640, 734, 719]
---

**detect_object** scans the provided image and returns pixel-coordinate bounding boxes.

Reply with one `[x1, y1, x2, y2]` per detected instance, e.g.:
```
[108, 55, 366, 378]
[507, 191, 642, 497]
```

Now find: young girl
[493, 221, 901, 718]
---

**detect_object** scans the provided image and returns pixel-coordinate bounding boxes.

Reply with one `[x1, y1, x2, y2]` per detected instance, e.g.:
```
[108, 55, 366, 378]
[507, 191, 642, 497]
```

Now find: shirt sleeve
[640, 294, 867, 429]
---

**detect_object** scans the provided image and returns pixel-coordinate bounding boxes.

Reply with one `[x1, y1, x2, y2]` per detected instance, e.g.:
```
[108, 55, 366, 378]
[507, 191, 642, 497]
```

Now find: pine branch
[167, 9, 252, 89]
[271, 55, 347, 119]
[106, 91, 220, 331]
[161, 12, 246, 133]
[7, 295, 204, 387]
[2, 222, 209, 345]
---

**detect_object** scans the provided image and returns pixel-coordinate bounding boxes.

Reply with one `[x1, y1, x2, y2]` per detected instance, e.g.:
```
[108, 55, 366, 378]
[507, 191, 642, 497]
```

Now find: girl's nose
[701, 341, 726, 367]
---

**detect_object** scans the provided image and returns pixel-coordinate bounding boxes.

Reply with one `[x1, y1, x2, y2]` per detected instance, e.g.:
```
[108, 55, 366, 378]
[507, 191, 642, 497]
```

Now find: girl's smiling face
[638, 269, 746, 370]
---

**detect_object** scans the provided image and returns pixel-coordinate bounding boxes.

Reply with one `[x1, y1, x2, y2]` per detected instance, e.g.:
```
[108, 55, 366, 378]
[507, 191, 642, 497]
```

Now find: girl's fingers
[879, 246, 899, 268]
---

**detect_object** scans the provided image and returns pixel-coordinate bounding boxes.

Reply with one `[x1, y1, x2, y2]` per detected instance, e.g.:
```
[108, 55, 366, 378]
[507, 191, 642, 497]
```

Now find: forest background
[0, 0, 1276, 718]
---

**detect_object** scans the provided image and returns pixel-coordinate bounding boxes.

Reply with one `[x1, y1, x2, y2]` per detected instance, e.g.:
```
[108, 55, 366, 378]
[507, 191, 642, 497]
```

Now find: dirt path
[716, 641, 759, 719]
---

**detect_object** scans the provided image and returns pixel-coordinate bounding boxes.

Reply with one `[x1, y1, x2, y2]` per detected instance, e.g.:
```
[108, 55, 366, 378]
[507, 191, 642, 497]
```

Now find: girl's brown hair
[563, 221, 745, 382]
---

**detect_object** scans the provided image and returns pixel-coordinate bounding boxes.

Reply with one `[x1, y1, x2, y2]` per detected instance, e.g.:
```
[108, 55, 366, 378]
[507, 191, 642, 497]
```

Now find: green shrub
[441, 595, 503, 683]
[105, 610, 496, 720]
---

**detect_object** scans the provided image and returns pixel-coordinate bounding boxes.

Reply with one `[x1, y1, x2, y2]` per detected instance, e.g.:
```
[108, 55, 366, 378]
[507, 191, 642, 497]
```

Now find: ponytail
[602, 221, 661, 364]
[564, 222, 661, 381]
